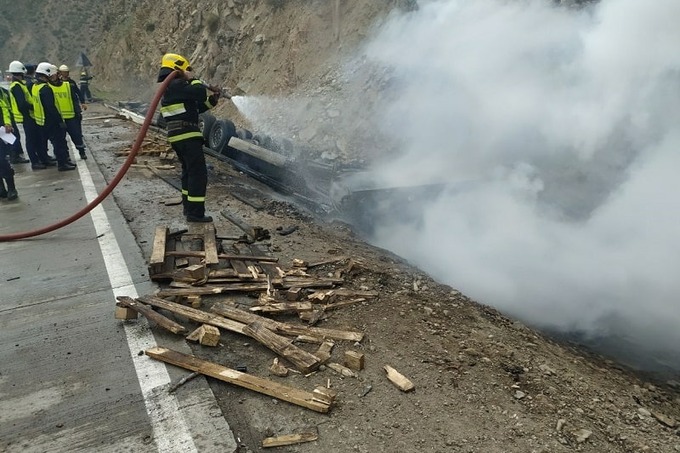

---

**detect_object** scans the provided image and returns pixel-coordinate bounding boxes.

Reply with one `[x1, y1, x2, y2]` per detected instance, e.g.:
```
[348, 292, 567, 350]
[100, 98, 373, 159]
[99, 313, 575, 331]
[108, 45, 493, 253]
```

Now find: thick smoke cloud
[363, 0, 680, 372]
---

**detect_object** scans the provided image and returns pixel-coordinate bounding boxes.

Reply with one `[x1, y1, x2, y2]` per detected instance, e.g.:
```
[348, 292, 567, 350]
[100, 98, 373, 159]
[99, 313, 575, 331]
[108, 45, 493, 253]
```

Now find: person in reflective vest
[52, 69, 87, 159]
[157, 53, 220, 223]
[0, 86, 19, 199]
[8, 60, 51, 169]
[31, 63, 75, 171]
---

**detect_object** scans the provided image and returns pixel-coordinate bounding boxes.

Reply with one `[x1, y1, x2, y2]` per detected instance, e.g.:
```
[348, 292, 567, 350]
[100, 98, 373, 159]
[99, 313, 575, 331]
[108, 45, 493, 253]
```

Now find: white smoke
[362, 0, 680, 371]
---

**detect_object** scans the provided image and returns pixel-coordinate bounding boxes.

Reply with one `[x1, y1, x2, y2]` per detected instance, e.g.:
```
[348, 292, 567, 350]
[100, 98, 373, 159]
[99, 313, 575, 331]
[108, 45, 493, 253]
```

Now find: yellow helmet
[160, 53, 192, 71]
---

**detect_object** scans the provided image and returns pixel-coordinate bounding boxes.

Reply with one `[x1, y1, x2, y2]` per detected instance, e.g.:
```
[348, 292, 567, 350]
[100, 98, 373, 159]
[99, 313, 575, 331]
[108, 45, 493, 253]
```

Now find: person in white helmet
[31, 62, 75, 171]
[54, 64, 88, 159]
[1, 62, 29, 164]
[0, 82, 19, 199]
[7, 60, 50, 169]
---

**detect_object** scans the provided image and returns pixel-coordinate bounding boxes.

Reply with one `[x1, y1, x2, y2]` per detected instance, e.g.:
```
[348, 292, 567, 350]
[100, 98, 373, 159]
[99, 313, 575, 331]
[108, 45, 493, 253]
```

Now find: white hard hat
[59, 64, 69, 72]
[7, 60, 26, 74]
[36, 62, 55, 76]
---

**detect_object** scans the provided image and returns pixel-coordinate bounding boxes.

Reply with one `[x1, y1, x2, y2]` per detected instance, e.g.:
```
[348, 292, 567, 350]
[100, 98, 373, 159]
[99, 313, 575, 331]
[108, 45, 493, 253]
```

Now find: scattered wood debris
[384, 365, 415, 392]
[146, 347, 332, 413]
[269, 358, 289, 377]
[186, 324, 220, 346]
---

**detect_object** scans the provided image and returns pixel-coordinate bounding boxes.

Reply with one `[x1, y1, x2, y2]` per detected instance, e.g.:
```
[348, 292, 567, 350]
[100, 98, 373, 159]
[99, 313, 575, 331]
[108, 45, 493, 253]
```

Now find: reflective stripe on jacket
[160, 78, 217, 144]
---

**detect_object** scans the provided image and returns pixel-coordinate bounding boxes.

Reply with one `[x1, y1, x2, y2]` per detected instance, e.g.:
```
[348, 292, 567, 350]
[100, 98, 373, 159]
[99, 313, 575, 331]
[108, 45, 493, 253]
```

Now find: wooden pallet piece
[137, 295, 322, 372]
[243, 321, 321, 374]
[210, 303, 364, 342]
[247, 244, 283, 286]
[202, 223, 219, 265]
[145, 347, 331, 413]
[116, 296, 187, 335]
[149, 226, 169, 276]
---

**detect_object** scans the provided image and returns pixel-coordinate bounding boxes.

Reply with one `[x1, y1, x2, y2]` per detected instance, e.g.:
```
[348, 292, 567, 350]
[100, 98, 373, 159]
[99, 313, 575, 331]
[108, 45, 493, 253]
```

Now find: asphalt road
[0, 127, 236, 452]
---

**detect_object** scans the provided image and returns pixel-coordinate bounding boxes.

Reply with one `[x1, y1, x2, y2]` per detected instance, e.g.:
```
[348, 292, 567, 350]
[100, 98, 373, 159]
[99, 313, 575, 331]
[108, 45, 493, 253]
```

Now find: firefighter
[157, 53, 220, 223]
[0, 85, 18, 200]
[31, 62, 75, 171]
[79, 69, 93, 102]
[58, 65, 87, 111]
[7, 60, 52, 169]
[52, 65, 88, 159]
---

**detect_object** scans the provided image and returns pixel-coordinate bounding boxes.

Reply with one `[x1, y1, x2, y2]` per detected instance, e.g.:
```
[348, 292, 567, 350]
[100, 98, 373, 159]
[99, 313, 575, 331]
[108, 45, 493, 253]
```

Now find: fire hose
[0, 70, 180, 242]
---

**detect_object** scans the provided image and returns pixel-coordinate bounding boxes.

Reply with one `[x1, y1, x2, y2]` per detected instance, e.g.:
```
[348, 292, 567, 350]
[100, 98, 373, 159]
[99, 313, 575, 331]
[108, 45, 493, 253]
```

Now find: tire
[199, 113, 217, 142]
[208, 119, 237, 153]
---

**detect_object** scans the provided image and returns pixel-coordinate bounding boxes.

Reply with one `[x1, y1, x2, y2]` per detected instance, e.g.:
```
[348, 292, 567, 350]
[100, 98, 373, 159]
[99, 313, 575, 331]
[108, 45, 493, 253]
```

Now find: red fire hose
[0, 71, 179, 242]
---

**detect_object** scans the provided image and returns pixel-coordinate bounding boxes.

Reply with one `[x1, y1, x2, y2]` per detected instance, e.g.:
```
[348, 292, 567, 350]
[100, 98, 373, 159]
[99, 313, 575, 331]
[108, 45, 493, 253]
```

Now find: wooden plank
[384, 365, 415, 392]
[243, 322, 321, 373]
[211, 303, 364, 342]
[312, 386, 337, 405]
[145, 347, 331, 413]
[137, 295, 247, 334]
[156, 279, 339, 297]
[247, 244, 283, 286]
[138, 295, 321, 372]
[116, 296, 186, 335]
[220, 210, 269, 241]
[165, 250, 278, 262]
[149, 226, 168, 274]
[327, 362, 358, 378]
[262, 431, 318, 448]
[250, 302, 313, 314]
[229, 259, 253, 280]
[202, 224, 219, 265]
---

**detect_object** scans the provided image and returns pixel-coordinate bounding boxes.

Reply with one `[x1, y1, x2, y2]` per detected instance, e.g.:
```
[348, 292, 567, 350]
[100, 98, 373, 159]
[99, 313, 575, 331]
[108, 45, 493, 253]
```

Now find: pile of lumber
[116, 223, 416, 428]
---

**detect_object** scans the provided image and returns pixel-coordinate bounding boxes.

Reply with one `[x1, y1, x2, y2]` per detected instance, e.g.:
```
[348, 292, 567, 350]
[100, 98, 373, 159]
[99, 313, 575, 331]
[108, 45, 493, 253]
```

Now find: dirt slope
[85, 104, 680, 453]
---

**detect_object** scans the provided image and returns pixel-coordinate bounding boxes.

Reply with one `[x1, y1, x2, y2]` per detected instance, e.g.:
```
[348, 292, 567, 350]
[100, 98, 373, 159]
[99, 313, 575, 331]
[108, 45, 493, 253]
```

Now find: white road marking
[76, 159, 198, 452]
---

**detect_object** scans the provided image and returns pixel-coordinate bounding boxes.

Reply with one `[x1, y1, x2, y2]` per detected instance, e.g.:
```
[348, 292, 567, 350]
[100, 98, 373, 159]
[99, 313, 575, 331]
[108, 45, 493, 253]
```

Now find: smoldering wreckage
[109, 104, 423, 448]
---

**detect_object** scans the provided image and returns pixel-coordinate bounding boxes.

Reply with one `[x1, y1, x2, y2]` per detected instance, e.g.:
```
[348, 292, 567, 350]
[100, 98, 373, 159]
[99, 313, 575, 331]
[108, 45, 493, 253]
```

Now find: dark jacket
[160, 78, 219, 143]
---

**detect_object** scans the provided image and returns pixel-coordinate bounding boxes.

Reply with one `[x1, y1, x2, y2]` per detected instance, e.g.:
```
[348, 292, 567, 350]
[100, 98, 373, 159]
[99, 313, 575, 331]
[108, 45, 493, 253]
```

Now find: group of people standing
[0, 60, 92, 201]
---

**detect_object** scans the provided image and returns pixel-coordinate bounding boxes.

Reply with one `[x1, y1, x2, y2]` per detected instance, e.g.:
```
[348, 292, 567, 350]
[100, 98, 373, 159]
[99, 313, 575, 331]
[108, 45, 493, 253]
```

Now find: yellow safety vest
[50, 81, 75, 120]
[30, 82, 47, 126]
[0, 89, 11, 125]
[9, 80, 32, 123]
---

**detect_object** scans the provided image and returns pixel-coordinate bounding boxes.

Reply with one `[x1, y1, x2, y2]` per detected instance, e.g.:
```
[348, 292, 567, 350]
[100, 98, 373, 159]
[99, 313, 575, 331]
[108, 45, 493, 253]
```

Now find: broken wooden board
[250, 302, 313, 314]
[243, 321, 321, 374]
[149, 226, 169, 275]
[262, 430, 318, 448]
[314, 340, 335, 363]
[156, 279, 339, 297]
[312, 386, 337, 405]
[116, 296, 187, 335]
[165, 250, 278, 262]
[384, 365, 415, 392]
[145, 347, 331, 413]
[138, 295, 321, 372]
[186, 324, 220, 346]
[221, 210, 270, 241]
[269, 358, 289, 377]
[210, 303, 364, 342]
[202, 223, 219, 265]
[229, 259, 253, 280]
[327, 362, 358, 378]
[344, 351, 365, 371]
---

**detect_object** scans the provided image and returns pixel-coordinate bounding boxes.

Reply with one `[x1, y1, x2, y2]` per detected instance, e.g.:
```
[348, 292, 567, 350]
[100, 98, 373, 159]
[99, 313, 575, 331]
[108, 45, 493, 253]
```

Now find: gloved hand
[3, 124, 12, 134]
